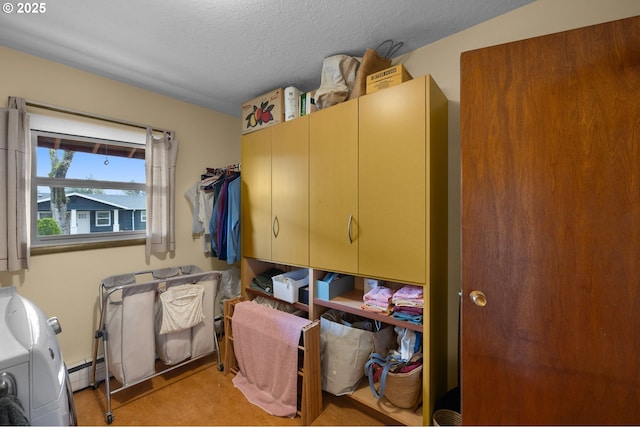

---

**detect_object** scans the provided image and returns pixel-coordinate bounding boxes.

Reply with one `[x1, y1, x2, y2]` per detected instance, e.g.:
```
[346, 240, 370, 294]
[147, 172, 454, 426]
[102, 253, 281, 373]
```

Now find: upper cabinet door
[359, 77, 427, 283]
[271, 116, 309, 265]
[309, 99, 359, 273]
[241, 128, 272, 260]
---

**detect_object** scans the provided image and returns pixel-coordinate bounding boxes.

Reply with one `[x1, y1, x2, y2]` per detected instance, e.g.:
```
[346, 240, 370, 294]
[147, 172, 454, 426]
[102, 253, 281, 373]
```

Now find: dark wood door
[461, 16, 640, 425]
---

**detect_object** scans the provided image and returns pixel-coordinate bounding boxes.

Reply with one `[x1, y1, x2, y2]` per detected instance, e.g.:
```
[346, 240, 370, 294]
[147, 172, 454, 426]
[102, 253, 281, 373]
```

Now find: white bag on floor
[155, 283, 205, 365]
[320, 310, 374, 395]
[106, 283, 156, 385]
[191, 278, 219, 358]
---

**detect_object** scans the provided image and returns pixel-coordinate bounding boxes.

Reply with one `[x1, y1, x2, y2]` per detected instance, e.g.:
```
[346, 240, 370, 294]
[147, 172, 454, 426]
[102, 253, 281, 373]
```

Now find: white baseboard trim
[68, 358, 105, 392]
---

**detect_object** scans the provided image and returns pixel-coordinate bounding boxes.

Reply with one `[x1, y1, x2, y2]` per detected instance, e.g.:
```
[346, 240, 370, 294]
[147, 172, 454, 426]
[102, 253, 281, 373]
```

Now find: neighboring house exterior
[37, 193, 146, 234]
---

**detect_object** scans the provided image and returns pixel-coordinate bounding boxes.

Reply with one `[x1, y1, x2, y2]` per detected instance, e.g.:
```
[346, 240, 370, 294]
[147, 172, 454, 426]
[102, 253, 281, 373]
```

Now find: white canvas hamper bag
[191, 278, 219, 358]
[154, 283, 205, 365]
[105, 282, 156, 386]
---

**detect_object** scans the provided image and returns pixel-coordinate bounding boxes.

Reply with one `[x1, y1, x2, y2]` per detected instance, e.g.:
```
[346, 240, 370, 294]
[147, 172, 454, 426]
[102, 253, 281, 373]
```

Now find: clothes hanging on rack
[185, 164, 240, 262]
[210, 171, 241, 264]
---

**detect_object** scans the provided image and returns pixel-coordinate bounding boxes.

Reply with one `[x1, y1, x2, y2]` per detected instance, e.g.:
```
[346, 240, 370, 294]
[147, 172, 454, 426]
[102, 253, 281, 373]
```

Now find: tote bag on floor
[320, 309, 374, 395]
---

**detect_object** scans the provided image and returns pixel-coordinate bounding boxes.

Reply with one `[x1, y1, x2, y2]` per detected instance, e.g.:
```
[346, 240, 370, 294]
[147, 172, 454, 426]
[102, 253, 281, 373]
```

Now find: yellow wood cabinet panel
[358, 77, 426, 283]
[271, 116, 309, 265]
[241, 128, 272, 260]
[309, 99, 359, 273]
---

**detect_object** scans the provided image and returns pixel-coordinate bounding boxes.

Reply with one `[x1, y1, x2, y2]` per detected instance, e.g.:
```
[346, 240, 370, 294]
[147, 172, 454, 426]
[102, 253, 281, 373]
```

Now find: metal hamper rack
[89, 265, 223, 424]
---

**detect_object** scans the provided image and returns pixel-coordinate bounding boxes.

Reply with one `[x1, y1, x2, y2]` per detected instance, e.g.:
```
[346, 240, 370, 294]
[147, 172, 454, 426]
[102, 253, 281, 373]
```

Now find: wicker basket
[433, 409, 462, 426]
[383, 364, 423, 409]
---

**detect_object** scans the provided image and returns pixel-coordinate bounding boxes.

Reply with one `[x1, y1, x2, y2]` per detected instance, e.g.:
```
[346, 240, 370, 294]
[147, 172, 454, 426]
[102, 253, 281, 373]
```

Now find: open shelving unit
[239, 259, 427, 425]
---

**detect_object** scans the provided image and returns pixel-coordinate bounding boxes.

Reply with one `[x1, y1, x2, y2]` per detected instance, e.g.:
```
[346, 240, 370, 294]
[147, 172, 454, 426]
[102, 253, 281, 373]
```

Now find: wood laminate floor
[73, 352, 395, 426]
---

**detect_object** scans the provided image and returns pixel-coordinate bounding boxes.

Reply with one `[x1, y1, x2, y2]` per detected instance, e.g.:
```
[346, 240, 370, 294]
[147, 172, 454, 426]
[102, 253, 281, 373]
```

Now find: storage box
[316, 275, 355, 300]
[241, 88, 285, 134]
[299, 286, 309, 305]
[366, 64, 412, 94]
[273, 269, 309, 303]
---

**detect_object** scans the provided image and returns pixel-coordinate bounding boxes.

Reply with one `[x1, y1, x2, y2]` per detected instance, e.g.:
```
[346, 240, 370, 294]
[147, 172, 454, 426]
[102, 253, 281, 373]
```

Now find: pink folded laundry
[363, 286, 394, 303]
[391, 285, 423, 302]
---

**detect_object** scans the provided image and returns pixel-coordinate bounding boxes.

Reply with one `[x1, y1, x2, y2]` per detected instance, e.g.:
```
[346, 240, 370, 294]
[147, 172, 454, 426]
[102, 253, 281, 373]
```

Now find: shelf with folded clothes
[311, 270, 424, 333]
[313, 289, 422, 333]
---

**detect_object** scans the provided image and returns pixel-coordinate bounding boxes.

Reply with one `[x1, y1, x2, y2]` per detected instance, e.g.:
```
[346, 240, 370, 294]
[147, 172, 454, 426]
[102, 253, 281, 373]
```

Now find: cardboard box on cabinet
[366, 64, 412, 94]
[241, 88, 285, 134]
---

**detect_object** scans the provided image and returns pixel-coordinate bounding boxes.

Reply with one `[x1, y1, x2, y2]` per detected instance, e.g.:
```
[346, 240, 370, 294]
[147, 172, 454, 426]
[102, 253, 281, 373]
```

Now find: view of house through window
[31, 121, 147, 247]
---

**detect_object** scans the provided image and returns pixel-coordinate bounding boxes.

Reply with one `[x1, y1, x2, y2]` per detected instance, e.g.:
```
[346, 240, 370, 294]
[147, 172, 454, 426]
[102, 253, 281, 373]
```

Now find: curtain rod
[24, 99, 175, 139]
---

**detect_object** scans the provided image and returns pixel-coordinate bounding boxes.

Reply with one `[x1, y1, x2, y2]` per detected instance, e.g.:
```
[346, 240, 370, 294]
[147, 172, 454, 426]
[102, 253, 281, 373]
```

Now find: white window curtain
[145, 129, 179, 257]
[0, 97, 30, 271]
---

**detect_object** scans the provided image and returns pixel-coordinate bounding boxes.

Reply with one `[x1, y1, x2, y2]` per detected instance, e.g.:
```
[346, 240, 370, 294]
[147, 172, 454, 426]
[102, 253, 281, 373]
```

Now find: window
[95, 211, 111, 227]
[30, 114, 147, 249]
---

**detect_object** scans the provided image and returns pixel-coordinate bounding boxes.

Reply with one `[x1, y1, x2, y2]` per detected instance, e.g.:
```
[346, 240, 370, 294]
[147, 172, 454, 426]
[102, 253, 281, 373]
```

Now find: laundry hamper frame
[89, 265, 223, 424]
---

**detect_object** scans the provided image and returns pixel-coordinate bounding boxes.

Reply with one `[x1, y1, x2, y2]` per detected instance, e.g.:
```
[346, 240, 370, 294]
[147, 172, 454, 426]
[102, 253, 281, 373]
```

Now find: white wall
[397, 0, 640, 387]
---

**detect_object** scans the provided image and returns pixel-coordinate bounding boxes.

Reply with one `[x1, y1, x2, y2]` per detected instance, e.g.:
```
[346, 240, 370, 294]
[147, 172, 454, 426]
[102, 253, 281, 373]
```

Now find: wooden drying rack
[223, 297, 322, 425]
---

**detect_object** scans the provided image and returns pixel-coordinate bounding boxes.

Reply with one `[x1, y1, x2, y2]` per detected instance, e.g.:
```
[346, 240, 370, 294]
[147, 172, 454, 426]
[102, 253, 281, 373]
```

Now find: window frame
[95, 211, 112, 227]
[30, 128, 147, 250]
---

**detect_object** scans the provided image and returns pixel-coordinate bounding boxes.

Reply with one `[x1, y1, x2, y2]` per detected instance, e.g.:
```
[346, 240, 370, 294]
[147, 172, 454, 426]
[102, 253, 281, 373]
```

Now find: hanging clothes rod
[206, 163, 241, 175]
[23, 98, 175, 139]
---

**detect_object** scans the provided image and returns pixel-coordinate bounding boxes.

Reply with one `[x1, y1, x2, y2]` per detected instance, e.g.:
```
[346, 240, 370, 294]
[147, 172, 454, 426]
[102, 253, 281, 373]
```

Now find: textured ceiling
[0, 0, 533, 117]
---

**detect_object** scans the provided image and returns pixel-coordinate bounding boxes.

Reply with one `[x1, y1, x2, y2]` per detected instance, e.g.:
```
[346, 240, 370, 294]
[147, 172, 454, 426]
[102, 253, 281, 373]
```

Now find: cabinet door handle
[347, 214, 353, 244]
[272, 215, 279, 238]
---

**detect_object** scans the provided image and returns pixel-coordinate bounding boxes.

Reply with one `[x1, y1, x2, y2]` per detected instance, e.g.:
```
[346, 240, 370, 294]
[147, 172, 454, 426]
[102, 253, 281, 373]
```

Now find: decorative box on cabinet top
[241, 88, 285, 134]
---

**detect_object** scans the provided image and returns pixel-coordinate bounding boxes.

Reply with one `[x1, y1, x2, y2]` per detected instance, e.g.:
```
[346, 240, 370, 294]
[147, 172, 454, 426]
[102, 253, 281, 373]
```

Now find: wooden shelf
[313, 289, 423, 332]
[347, 380, 423, 426]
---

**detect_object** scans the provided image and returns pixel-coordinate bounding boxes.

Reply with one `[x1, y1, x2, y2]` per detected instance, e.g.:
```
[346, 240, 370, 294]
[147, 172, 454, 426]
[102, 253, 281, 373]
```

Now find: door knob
[469, 290, 487, 307]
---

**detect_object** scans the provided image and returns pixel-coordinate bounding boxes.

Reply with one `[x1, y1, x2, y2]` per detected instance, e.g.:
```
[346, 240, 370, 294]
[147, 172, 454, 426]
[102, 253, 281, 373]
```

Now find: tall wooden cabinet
[461, 16, 640, 425]
[240, 116, 309, 266]
[309, 98, 359, 273]
[241, 74, 448, 425]
[271, 116, 309, 266]
[240, 128, 271, 260]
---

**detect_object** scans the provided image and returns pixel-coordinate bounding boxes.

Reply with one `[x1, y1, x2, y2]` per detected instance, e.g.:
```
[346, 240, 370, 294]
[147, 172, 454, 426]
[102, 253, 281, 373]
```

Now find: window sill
[31, 237, 145, 255]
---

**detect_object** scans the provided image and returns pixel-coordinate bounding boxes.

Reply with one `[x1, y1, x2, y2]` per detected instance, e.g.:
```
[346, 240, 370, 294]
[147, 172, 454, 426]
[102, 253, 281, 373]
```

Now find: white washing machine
[0, 286, 76, 426]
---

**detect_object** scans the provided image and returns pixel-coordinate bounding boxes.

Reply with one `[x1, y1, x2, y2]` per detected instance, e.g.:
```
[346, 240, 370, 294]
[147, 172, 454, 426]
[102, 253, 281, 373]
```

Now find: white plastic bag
[394, 326, 422, 361]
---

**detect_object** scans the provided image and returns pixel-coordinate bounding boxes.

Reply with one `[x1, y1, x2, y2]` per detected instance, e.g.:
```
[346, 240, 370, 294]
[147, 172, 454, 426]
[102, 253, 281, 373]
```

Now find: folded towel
[159, 284, 205, 334]
[392, 285, 424, 308]
[0, 395, 29, 426]
[363, 286, 393, 303]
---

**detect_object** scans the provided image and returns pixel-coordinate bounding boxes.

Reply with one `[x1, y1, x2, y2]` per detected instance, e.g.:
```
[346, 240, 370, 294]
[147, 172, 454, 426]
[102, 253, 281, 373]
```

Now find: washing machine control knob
[48, 316, 62, 334]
